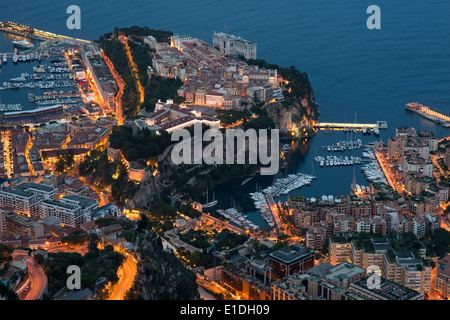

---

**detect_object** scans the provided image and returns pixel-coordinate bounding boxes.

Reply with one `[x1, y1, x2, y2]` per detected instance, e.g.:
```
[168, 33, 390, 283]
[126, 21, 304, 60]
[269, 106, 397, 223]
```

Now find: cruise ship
[12, 40, 35, 49]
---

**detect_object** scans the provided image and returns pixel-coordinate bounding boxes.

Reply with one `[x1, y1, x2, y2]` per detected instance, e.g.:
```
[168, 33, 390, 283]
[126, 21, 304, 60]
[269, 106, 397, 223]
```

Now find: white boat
[2, 55, 6, 63]
[373, 125, 379, 135]
[26, 54, 31, 61]
[12, 40, 35, 50]
[13, 54, 18, 63]
[362, 126, 367, 134]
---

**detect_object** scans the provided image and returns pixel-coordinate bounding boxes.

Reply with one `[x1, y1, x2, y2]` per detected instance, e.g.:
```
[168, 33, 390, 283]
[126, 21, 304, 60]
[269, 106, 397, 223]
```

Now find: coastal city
[0, 18, 449, 304]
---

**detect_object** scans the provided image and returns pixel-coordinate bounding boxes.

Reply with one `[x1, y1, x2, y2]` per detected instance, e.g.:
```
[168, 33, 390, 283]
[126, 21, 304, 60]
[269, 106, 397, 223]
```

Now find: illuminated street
[23, 256, 47, 300]
[108, 254, 137, 300]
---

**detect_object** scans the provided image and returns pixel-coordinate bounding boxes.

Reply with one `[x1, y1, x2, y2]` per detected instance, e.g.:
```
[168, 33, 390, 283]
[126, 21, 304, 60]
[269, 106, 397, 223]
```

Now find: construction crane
[207, 231, 230, 282]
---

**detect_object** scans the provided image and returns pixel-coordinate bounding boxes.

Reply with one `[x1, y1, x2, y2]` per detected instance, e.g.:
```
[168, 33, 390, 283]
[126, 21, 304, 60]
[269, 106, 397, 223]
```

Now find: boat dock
[406, 102, 450, 127]
[314, 121, 388, 130]
[0, 21, 92, 45]
[264, 193, 281, 231]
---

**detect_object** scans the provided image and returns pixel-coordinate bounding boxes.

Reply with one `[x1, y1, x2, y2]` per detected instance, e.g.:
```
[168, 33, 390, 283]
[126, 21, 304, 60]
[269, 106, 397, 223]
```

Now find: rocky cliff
[126, 229, 200, 300]
[266, 94, 319, 138]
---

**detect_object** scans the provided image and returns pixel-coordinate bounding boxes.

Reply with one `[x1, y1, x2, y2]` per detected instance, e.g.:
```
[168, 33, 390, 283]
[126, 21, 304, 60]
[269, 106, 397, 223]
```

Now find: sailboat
[241, 176, 253, 186]
[203, 188, 218, 208]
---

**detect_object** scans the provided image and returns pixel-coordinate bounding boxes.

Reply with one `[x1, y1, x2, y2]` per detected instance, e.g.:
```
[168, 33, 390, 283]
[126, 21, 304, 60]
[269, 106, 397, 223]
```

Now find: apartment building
[435, 254, 450, 299]
[39, 199, 84, 227]
[349, 276, 423, 300]
[4, 211, 44, 240]
[402, 150, 434, 177]
[329, 239, 352, 265]
[0, 187, 40, 217]
[17, 182, 57, 201]
[383, 250, 432, 294]
[350, 239, 385, 270]
[306, 223, 327, 251]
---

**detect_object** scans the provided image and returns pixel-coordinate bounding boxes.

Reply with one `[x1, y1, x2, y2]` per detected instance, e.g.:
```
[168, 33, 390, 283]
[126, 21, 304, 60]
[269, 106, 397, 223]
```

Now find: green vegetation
[61, 230, 87, 246]
[109, 126, 173, 161]
[42, 246, 124, 299]
[117, 26, 173, 43]
[143, 75, 184, 112]
[99, 36, 140, 118]
[125, 222, 199, 300]
[127, 38, 154, 87]
[177, 229, 249, 269]
[215, 109, 251, 126]
[178, 203, 202, 219]
[77, 149, 116, 189]
[77, 149, 138, 207]
[243, 104, 275, 130]
[424, 229, 450, 258]
[55, 150, 75, 174]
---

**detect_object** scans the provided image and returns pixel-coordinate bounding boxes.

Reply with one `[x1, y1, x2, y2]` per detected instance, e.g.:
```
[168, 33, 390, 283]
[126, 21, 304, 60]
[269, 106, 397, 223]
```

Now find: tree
[34, 254, 44, 265]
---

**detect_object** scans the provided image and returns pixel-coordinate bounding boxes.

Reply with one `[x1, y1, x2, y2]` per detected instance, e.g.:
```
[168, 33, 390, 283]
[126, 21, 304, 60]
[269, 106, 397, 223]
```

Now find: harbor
[216, 208, 260, 232]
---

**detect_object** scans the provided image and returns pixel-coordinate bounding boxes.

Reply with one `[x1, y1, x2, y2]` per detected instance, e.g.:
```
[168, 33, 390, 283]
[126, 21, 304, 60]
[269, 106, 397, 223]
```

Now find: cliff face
[126, 230, 200, 300]
[125, 175, 161, 209]
[266, 94, 319, 138]
[125, 147, 177, 209]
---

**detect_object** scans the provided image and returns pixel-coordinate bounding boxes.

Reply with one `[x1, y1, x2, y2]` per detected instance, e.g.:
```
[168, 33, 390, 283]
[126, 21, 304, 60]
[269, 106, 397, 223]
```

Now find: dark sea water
[1, 0, 449, 228]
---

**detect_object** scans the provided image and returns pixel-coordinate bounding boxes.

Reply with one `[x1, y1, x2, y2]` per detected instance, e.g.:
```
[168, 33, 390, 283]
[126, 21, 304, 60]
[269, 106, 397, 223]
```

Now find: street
[108, 255, 137, 300]
[23, 256, 47, 300]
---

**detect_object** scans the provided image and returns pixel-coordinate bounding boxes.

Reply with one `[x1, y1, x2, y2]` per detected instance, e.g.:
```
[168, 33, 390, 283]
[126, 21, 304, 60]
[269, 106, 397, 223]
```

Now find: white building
[213, 32, 257, 59]
[18, 182, 57, 200]
[0, 187, 40, 217]
[39, 199, 84, 228]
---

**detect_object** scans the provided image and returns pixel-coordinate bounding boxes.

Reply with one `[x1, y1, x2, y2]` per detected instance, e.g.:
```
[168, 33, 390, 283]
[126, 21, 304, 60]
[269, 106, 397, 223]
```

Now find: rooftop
[351, 276, 423, 300]
[268, 244, 313, 263]
[61, 194, 98, 208]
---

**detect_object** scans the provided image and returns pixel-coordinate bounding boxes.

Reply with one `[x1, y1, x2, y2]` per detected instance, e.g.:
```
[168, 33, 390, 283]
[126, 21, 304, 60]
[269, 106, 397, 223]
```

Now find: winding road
[23, 256, 47, 300]
[109, 255, 137, 300]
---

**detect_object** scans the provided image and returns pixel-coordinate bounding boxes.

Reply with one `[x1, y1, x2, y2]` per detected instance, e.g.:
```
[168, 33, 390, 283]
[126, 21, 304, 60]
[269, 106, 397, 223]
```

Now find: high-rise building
[436, 254, 450, 299]
[445, 147, 450, 168]
[267, 244, 314, 281]
[0, 187, 40, 217]
[329, 239, 352, 265]
[39, 199, 84, 227]
[306, 223, 327, 251]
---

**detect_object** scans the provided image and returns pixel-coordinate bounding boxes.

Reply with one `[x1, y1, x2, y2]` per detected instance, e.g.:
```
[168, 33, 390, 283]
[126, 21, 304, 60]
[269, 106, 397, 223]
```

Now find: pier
[0, 21, 92, 45]
[313, 121, 388, 130]
[406, 102, 450, 127]
[264, 193, 282, 232]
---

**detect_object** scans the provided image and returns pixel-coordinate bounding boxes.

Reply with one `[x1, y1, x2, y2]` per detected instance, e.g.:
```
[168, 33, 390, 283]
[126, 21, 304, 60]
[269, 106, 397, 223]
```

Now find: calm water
[1, 0, 449, 227]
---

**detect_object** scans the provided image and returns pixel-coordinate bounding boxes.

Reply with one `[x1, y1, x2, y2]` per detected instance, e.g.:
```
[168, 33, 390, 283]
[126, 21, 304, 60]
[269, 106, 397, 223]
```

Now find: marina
[216, 208, 260, 232]
[260, 172, 315, 197]
[314, 155, 363, 167]
[0, 103, 23, 111]
[249, 192, 275, 228]
[322, 139, 363, 152]
[360, 148, 388, 184]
